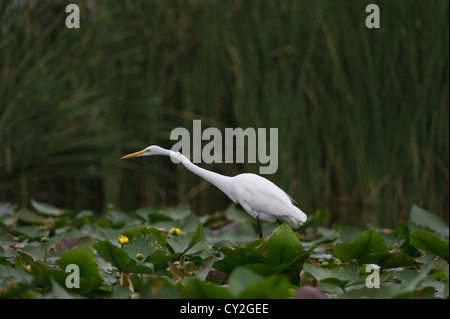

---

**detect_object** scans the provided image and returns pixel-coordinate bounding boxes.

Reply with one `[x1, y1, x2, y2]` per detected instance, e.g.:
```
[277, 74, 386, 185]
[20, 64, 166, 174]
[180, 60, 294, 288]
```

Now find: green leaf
[167, 232, 194, 254]
[181, 278, 233, 299]
[93, 240, 153, 274]
[236, 275, 291, 299]
[300, 208, 329, 229]
[214, 225, 312, 279]
[392, 264, 434, 294]
[147, 213, 174, 223]
[309, 226, 339, 245]
[29, 261, 71, 293]
[208, 222, 257, 244]
[0, 281, 35, 299]
[409, 205, 449, 240]
[336, 225, 364, 242]
[14, 251, 34, 270]
[131, 206, 156, 221]
[105, 210, 141, 228]
[31, 199, 64, 216]
[332, 229, 388, 264]
[303, 263, 362, 290]
[195, 256, 216, 281]
[248, 244, 316, 277]
[139, 276, 180, 299]
[17, 209, 42, 224]
[123, 227, 168, 261]
[167, 223, 207, 255]
[185, 223, 207, 254]
[146, 250, 173, 272]
[410, 230, 449, 262]
[394, 221, 417, 255]
[227, 266, 294, 297]
[242, 262, 289, 277]
[0, 220, 20, 237]
[43, 278, 84, 299]
[340, 264, 437, 299]
[57, 244, 103, 294]
[0, 264, 32, 288]
[14, 225, 46, 240]
[228, 267, 264, 296]
[252, 224, 303, 266]
[157, 204, 191, 220]
[89, 228, 122, 243]
[121, 225, 148, 240]
[0, 218, 48, 240]
[380, 251, 420, 269]
[213, 240, 263, 274]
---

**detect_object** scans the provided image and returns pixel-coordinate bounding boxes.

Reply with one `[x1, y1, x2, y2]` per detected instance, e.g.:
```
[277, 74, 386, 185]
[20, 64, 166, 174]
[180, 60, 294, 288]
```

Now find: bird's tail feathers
[286, 207, 307, 225]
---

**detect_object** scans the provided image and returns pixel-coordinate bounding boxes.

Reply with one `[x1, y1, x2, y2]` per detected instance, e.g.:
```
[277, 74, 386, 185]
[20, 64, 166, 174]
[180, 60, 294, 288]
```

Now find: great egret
[121, 145, 307, 238]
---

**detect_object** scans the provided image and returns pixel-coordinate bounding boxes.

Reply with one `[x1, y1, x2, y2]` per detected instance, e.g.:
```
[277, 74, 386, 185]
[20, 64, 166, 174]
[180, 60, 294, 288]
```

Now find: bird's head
[121, 145, 168, 159]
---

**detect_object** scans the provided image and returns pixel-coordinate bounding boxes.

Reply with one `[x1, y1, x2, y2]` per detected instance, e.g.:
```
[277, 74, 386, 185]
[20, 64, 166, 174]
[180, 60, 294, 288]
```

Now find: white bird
[121, 145, 307, 238]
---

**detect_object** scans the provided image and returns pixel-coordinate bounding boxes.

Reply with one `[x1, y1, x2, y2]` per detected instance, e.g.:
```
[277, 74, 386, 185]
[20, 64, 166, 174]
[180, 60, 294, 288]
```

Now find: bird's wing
[232, 174, 302, 221]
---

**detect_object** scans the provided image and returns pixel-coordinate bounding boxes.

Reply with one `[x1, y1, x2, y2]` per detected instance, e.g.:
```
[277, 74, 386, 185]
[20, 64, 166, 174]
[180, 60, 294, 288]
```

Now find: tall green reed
[0, 0, 447, 227]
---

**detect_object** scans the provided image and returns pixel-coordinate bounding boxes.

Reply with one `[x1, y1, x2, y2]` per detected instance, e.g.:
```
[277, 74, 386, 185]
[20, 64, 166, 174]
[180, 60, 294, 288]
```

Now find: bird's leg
[256, 216, 263, 238]
[276, 218, 282, 225]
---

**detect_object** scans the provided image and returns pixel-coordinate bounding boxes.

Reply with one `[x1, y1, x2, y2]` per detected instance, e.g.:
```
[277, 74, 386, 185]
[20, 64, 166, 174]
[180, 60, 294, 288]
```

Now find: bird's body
[121, 145, 307, 237]
[232, 173, 306, 225]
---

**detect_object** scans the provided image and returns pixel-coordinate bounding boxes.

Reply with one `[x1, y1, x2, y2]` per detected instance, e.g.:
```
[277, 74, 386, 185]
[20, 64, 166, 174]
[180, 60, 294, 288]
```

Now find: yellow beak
[121, 149, 148, 159]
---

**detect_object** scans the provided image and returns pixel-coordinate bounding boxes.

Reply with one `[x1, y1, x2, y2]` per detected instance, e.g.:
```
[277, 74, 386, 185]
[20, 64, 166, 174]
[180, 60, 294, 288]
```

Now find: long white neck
[167, 150, 237, 203]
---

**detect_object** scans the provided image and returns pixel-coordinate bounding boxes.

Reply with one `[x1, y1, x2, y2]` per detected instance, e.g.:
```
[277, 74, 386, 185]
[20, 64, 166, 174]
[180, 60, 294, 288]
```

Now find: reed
[0, 0, 448, 227]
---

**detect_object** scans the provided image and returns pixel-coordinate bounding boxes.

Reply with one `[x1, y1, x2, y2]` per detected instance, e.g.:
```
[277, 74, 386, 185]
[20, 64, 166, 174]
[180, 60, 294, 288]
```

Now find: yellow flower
[169, 227, 180, 236]
[118, 235, 130, 246]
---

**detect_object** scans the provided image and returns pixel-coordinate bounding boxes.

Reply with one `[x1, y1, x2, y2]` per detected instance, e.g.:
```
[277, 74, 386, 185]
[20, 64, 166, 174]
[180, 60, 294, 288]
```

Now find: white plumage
[121, 145, 307, 237]
[232, 173, 307, 225]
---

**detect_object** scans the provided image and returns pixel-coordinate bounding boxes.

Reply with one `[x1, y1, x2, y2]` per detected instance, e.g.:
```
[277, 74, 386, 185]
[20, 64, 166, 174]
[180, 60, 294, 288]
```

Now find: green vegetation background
[0, 0, 448, 227]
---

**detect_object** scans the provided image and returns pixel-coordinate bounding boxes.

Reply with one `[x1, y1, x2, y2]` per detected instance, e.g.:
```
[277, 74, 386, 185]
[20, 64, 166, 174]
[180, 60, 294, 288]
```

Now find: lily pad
[56, 244, 102, 294]
[332, 229, 388, 265]
[252, 224, 304, 266]
[167, 224, 207, 255]
[123, 227, 168, 261]
[303, 263, 362, 291]
[409, 205, 449, 241]
[31, 199, 64, 216]
[93, 240, 153, 274]
[410, 230, 449, 262]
